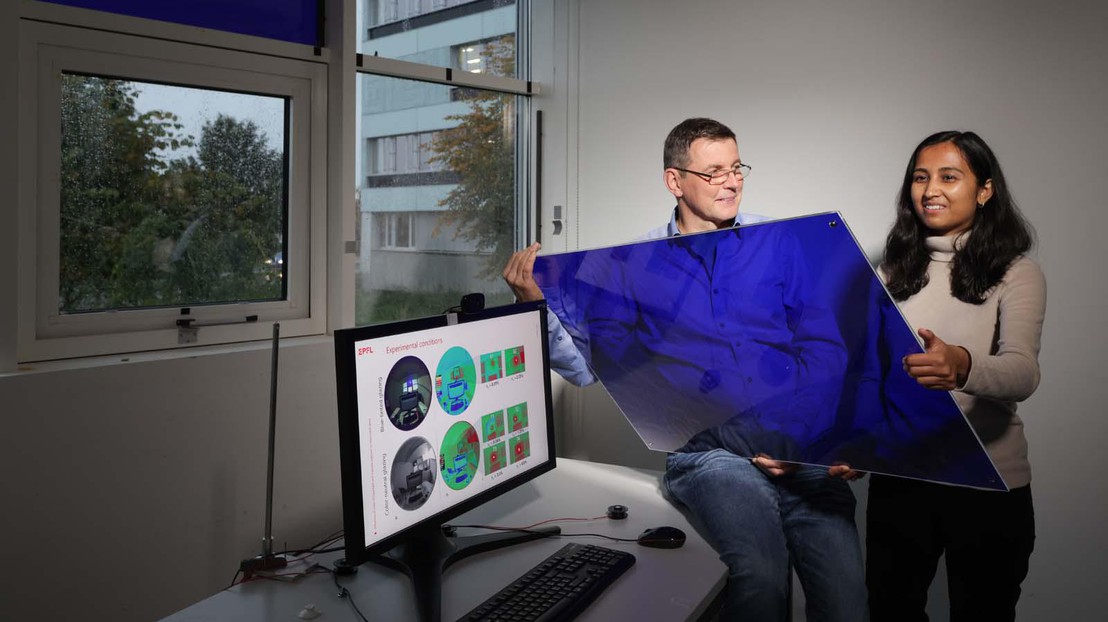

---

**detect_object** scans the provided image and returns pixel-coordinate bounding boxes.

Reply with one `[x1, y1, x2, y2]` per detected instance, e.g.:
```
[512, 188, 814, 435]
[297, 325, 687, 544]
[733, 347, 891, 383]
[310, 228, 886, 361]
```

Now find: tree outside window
[430, 36, 516, 279]
[59, 74, 287, 314]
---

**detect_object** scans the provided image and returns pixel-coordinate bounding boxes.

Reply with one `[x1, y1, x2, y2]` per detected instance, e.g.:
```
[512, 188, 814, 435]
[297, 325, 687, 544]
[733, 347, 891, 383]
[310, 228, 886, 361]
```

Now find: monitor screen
[334, 300, 556, 566]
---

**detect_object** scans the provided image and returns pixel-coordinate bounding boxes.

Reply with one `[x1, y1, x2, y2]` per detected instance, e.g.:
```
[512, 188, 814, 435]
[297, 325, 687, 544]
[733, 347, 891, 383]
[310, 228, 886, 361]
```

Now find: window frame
[17, 20, 328, 362]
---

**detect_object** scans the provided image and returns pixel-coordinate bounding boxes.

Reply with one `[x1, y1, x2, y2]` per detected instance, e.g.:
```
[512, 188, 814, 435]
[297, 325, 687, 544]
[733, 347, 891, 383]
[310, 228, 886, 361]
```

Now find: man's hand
[827, 464, 866, 481]
[752, 454, 799, 477]
[903, 328, 971, 391]
[502, 242, 544, 302]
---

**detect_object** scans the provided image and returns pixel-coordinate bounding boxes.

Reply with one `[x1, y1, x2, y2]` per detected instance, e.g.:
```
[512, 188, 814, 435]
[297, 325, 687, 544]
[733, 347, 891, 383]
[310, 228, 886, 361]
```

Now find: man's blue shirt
[545, 208, 771, 385]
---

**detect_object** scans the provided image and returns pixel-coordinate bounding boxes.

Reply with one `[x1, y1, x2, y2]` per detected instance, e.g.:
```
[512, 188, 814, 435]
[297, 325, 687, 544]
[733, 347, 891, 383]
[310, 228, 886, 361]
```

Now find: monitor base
[367, 523, 561, 622]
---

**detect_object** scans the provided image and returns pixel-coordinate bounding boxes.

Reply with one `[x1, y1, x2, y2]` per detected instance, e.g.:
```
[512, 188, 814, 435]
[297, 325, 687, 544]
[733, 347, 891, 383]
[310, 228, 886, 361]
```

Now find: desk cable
[332, 568, 371, 622]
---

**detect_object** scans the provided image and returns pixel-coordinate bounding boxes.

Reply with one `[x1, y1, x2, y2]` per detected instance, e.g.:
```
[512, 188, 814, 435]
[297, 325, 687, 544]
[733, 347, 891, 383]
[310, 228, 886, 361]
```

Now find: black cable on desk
[332, 568, 371, 622]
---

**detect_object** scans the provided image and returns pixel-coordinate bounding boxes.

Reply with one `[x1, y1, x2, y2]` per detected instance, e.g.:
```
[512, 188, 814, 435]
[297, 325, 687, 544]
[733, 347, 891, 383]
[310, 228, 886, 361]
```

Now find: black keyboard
[457, 543, 635, 622]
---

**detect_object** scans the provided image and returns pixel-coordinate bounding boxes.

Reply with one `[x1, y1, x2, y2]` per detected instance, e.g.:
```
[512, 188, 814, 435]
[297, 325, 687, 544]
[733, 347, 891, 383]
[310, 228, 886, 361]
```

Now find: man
[503, 118, 866, 621]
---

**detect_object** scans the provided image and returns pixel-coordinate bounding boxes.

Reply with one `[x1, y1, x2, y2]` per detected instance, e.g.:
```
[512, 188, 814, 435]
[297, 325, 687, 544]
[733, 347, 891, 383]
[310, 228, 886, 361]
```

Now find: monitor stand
[361, 523, 560, 622]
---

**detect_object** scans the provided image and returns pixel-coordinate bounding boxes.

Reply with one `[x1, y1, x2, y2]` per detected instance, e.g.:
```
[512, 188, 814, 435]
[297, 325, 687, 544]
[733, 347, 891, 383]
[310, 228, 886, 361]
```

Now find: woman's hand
[903, 328, 972, 391]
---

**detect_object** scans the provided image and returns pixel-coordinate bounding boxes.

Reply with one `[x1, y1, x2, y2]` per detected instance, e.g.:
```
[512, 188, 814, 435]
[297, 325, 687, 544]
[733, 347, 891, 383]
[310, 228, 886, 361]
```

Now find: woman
[866, 130, 1046, 621]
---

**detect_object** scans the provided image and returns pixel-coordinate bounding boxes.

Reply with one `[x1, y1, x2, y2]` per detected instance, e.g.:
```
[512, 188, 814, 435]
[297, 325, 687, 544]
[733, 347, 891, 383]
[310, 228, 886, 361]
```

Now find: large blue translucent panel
[533, 213, 1005, 490]
[40, 0, 320, 46]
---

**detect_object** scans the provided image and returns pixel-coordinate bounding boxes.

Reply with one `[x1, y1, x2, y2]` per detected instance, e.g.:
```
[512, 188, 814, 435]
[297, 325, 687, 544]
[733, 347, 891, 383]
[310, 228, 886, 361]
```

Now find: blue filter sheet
[532, 213, 1005, 490]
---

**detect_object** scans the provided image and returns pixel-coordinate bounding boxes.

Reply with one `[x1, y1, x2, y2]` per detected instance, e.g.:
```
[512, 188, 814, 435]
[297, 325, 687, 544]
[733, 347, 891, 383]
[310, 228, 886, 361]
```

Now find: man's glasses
[672, 163, 752, 185]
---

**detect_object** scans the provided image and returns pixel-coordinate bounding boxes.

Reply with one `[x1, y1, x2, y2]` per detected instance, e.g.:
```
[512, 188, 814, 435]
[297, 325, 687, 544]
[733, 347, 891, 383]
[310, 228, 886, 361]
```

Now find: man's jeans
[664, 449, 867, 622]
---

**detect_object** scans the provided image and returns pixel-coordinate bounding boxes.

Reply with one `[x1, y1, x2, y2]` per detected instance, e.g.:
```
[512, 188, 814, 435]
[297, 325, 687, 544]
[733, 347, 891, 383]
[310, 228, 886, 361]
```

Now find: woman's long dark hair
[882, 130, 1035, 304]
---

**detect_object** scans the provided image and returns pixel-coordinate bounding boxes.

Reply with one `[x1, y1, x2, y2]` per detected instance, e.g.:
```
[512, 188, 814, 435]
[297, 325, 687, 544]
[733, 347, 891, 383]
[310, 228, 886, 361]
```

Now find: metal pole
[263, 322, 280, 558]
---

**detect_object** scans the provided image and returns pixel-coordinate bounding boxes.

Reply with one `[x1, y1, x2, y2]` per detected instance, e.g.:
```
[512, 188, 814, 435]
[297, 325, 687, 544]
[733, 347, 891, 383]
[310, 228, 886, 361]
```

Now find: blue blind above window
[40, 0, 321, 46]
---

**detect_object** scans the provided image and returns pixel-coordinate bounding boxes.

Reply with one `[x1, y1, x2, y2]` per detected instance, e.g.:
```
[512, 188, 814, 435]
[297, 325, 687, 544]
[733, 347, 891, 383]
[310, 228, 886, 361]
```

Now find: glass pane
[39, 0, 321, 46]
[59, 74, 288, 314]
[532, 214, 1006, 490]
[358, 0, 517, 78]
[356, 74, 517, 325]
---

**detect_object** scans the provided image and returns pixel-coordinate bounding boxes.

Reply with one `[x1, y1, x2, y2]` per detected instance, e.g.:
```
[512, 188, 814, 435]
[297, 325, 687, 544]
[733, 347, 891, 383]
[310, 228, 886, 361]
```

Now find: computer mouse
[637, 526, 687, 549]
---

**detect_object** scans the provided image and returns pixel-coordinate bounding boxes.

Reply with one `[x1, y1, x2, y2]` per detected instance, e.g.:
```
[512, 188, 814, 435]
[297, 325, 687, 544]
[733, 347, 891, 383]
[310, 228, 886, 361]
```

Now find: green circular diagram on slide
[440, 421, 480, 490]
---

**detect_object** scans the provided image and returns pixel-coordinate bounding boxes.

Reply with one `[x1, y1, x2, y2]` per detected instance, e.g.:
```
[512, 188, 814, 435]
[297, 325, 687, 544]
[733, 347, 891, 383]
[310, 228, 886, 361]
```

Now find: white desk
[162, 458, 727, 621]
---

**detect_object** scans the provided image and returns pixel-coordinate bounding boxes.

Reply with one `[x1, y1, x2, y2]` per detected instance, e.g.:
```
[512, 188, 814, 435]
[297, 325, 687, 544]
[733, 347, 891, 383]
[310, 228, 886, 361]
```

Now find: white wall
[0, 342, 343, 620]
[556, 0, 1107, 619]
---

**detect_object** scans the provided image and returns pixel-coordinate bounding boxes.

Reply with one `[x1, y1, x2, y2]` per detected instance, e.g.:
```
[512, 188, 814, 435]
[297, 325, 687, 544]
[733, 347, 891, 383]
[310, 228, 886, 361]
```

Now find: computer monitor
[334, 300, 556, 621]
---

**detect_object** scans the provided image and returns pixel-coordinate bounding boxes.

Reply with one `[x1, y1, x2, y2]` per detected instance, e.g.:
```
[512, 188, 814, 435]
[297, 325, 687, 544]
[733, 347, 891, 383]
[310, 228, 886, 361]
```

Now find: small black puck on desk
[332, 558, 359, 575]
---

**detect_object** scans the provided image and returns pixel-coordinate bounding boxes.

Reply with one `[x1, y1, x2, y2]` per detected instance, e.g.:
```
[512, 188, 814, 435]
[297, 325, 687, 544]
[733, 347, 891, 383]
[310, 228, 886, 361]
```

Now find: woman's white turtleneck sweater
[891, 236, 1046, 489]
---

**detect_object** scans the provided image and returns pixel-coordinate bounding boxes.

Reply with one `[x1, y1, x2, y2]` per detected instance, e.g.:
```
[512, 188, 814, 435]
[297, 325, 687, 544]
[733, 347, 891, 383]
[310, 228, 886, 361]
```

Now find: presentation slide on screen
[351, 310, 549, 541]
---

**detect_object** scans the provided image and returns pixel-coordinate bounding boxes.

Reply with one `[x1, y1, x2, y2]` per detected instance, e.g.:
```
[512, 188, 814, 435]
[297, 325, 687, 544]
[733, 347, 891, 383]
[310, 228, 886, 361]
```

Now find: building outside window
[357, 0, 526, 325]
[371, 0, 476, 26]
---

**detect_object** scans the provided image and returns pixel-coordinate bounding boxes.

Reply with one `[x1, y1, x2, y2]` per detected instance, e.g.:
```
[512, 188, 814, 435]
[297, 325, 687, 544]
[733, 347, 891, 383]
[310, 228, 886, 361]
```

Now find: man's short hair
[663, 118, 737, 169]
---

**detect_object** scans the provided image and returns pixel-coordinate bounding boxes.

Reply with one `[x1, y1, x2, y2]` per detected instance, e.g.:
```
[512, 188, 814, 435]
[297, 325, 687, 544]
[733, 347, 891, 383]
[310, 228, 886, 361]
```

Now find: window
[407, 133, 421, 171]
[375, 212, 416, 249]
[17, 21, 326, 361]
[379, 135, 398, 173]
[356, 0, 528, 326]
[455, 38, 515, 76]
[368, 132, 444, 176]
[356, 74, 523, 325]
[417, 133, 438, 170]
[57, 74, 289, 315]
[458, 43, 487, 74]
